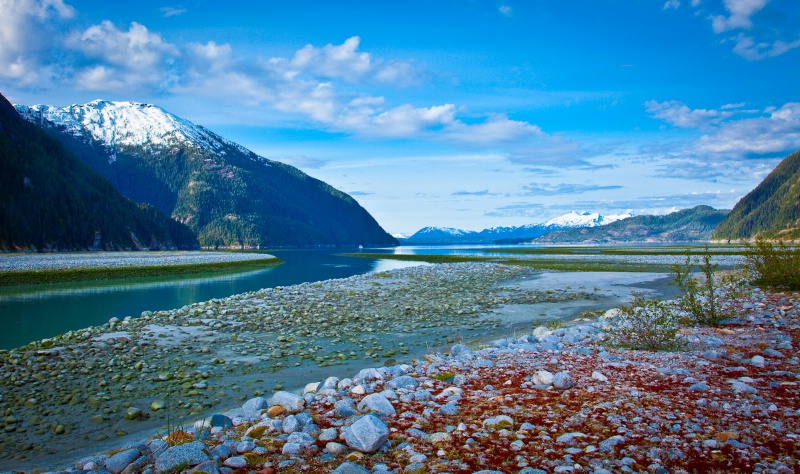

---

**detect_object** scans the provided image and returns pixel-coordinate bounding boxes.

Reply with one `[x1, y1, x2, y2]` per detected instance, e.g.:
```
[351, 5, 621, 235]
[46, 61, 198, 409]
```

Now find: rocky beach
[0, 262, 797, 473]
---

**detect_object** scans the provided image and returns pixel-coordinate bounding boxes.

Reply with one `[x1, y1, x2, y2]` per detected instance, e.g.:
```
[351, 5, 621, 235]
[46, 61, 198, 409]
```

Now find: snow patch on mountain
[543, 211, 632, 228]
[14, 100, 259, 161]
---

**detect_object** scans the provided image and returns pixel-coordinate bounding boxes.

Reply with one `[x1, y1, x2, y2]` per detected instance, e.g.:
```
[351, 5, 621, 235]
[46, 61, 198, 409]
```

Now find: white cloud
[0, 0, 75, 83]
[663, 0, 681, 10]
[66, 21, 179, 91]
[697, 102, 800, 156]
[731, 33, 800, 60]
[276, 36, 420, 85]
[499, 5, 512, 16]
[710, 0, 767, 33]
[160, 7, 186, 17]
[645, 100, 732, 128]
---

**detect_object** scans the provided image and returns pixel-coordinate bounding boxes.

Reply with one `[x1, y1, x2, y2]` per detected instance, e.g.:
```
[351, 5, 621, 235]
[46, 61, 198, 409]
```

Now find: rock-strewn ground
[4, 263, 798, 474]
[2, 263, 624, 470]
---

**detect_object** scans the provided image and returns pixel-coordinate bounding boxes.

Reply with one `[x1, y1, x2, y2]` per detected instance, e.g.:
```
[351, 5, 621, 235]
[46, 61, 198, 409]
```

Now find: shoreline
[0, 251, 281, 287]
[0, 263, 679, 471]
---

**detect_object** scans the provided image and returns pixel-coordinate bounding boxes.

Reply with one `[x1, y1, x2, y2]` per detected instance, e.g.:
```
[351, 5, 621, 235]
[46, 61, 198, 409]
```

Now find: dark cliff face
[19, 102, 398, 249]
[0, 92, 199, 251]
[712, 150, 800, 241]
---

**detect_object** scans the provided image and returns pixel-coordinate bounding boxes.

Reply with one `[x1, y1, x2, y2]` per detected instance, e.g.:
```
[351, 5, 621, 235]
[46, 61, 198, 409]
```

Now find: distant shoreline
[0, 251, 281, 287]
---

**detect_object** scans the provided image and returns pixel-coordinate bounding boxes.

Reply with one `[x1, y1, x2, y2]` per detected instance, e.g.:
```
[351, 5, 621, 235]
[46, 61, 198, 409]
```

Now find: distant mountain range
[15, 100, 397, 249]
[0, 92, 199, 251]
[713, 150, 800, 241]
[402, 211, 632, 244]
[534, 205, 729, 244]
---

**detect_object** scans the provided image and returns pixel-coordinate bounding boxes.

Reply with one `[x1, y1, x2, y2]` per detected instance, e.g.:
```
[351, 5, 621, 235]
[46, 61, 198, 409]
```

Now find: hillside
[15, 100, 398, 249]
[533, 205, 728, 244]
[712, 150, 800, 241]
[0, 93, 198, 252]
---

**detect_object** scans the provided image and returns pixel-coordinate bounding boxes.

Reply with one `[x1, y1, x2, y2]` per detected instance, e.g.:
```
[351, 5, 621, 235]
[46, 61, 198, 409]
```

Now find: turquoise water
[0, 248, 428, 350]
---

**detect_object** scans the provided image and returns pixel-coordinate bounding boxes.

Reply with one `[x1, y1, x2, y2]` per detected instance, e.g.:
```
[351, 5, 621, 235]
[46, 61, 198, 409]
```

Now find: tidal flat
[0, 262, 675, 470]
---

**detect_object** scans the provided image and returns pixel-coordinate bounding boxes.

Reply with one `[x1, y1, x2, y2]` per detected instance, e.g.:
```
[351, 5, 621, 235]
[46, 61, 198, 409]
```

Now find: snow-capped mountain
[16, 100, 256, 160]
[14, 99, 398, 248]
[542, 211, 632, 228]
[404, 211, 634, 244]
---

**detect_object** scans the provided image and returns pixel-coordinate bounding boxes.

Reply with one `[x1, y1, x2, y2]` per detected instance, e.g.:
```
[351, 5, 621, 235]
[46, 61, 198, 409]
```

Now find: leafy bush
[670, 250, 744, 326]
[603, 293, 683, 351]
[745, 238, 800, 290]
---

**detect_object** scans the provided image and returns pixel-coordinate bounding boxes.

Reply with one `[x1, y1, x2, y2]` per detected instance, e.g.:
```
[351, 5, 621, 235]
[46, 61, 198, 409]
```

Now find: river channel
[0, 248, 432, 350]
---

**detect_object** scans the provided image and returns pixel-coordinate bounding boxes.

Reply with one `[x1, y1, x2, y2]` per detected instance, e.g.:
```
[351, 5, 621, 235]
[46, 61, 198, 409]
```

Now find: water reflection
[0, 249, 420, 350]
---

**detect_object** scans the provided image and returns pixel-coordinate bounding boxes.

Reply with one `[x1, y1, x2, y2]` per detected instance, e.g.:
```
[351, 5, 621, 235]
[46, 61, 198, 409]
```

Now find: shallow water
[0, 249, 423, 349]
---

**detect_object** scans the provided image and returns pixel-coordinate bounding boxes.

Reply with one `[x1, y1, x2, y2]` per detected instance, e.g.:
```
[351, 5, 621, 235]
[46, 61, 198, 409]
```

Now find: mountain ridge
[533, 205, 729, 244]
[0, 92, 199, 251]
[15, 100, 398, 249]
[402, 211, 633, 244]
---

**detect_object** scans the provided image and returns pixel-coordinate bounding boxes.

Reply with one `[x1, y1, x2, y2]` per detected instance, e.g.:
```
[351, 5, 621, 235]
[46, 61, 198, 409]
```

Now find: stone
[335, 398, 358, 418]
[154, 441, 210, 474]
[531, 370, 554, 386]
[287, 431, 315, 446]
[556, 432, 586, 445]
[427, 432, 453, 443]
[210, 414, 233, 429]
[189, 460, 220, 474]
[303, 382, 321, 394]
[450, 344, 471, 356]
[282, 414, 300, 434]
[242, 397, 268, 419]
[282, 443, 303, 455]
[344, 415, 389, 453]
[731, 380, 757, 394]
[236, 440, 256, 453]
[440, 401, 459, 415]
[553, 371, 575, 390]
[688, 382, 710, 391]
[150, 400, 166, 411]
[357, 393, 396, 416]
[591, 371, 608, 383]
[319, 427, 338, 441]
[332, 461, 370, 474]
[106, 449, 140, 474]
[388, 375, 418, 389]
[355, 367, 383, 381]
[269, 391, 305, 413]
[223, 456, 248, 468]
[483, 415, 514, 429]
[267, 405, 286, 417]
[326, 442, 350, 455]
[125, 407, 146, 420]
[750, 355, 766, 367]
[599, 435, 625, 452]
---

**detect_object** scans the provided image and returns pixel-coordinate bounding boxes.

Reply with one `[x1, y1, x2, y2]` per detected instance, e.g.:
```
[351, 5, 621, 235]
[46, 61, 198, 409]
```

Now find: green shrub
[604, 293, 683, 351]
[745, 238, 800, 290]
[670, 250, 744, 326]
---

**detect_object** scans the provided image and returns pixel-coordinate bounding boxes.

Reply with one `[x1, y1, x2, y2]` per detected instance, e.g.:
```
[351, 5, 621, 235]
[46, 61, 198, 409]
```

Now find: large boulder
[357, 393, 396, 416]
[345, 415, 389, 453]
[269, 391, 305, 413]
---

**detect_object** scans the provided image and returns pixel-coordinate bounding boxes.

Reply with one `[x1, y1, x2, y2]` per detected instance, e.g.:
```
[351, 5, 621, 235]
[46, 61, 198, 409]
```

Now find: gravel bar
[0, 251, 277, 273]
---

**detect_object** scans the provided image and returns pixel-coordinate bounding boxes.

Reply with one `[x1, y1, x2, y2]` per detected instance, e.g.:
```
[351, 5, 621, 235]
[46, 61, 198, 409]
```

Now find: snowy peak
[543, 211, 632, 228]
[413, 226, 476, 238]
[14, 100, 252, 157]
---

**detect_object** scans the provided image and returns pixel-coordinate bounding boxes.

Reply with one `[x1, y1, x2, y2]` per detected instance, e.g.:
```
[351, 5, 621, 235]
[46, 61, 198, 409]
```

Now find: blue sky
[2, 0, 799, 234]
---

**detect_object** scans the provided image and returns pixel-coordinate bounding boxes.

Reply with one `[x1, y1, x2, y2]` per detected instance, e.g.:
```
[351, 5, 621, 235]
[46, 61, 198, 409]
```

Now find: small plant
[431, 371, 455, 381]
[670, 249, 738, 326]
[545, 320, 562, 330]
[745, 238, 800, 290]
[604, 293, 683, 351]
